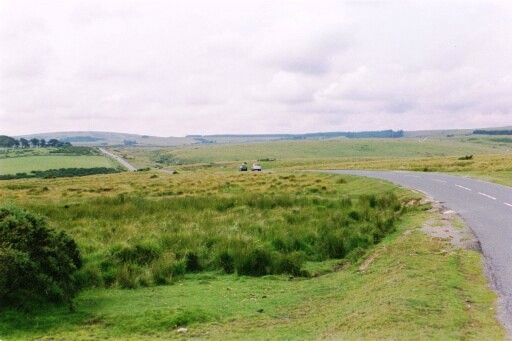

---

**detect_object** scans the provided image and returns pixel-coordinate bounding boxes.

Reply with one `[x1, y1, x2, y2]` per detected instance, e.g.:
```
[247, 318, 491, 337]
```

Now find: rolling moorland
[1, 130, 511, 339]
[118, 134, 512, 186]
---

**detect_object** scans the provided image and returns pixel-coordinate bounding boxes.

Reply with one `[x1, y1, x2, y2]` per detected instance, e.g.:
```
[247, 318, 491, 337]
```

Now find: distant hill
[16, 131, 197, 147]
[16, 126, 512, 147]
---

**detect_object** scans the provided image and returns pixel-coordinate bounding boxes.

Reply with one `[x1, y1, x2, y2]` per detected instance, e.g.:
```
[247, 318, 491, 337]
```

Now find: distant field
[0, 155, 112, 175]
[118, 136, 509, 168]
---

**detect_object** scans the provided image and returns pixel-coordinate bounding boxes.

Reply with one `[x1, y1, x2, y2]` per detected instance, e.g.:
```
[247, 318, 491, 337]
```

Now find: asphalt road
[98, 148, 137, 171]
[325, 170, 512, 327]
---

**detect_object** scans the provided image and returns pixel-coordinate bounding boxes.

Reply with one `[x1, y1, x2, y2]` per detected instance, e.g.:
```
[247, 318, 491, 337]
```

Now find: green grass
[115, 137, 512, 186]
[119, 137, 509, 168]
[1, 171, 412, 288]
[0, 155, 113, 175]
[0, 210, 504, 340]
[0, 156, 507, 339]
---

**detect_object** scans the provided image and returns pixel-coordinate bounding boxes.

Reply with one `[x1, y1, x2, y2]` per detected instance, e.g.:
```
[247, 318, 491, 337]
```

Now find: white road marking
[504, 203, 512, 207]
[405, 175, 421, 178]
[432, 179, 448, 183]
[478, 192, 497, 200]
[455, 184, 472, 191]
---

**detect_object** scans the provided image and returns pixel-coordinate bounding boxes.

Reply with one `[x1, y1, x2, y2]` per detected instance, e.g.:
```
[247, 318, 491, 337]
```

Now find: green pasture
[0, 155, 112, 175]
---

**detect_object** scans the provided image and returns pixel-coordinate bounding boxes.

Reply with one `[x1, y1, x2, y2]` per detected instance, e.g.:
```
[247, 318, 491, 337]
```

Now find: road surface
[325, 170, 512, 328]
[98, 148, 137, 171]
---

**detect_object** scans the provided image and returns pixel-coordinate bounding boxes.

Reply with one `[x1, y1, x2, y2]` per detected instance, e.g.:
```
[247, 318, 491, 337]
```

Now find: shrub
[172, 259, 187, 277]
[117, 264, 145, 289]
[0, 167, 120, 180]
[235, 248, 272, 276]
[185, 251, 202, 272]
[218, 251, 235, 274]
[0, 206, 82, 309]
[273, 252, 304, 276]
[114, 243, 161, 265]
[151, 258, 173, 285]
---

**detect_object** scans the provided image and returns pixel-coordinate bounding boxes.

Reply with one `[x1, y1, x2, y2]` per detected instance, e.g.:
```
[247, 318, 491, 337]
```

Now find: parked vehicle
[251, 163, 262, 171]
[239, 163, 248, 171]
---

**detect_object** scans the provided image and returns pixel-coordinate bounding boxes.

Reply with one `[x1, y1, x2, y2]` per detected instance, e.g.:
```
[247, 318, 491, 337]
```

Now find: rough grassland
[116, 137, 512, 186]
[0, 209, 504, 340]
[0, 171, 506, 339]
[0, 171, 411, 289]
[118, 137, 509, 168]
[0, 155, 112, 175]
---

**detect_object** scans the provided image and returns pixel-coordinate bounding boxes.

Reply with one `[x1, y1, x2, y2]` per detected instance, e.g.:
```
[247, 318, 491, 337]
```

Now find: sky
[1, 0, 511, 137]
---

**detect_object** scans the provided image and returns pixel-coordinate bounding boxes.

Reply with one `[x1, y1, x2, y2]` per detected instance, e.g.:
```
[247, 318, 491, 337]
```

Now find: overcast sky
[1, 0, 511, 136]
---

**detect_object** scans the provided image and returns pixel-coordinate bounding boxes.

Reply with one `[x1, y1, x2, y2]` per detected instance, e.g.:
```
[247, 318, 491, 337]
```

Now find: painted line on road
[504, 203, 512, 208]
[455, 184, 472, 191]
[478, 192, 497, 200]
[432, 179, 448, 183]
[405, 175, 421, 178]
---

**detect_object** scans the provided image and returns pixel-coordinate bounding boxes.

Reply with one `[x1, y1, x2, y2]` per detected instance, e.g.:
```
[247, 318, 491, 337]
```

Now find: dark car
[239, 163, 248, 171]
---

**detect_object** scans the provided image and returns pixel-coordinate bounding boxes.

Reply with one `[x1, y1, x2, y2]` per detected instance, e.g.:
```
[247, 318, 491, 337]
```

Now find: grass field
[0, 171, 413, 285]
[0, 170, 506, 339]
[1, 136, 510, 339]
[0, 155, 113, 175]
[114, 136, 512, 186]
[117, 137, 510, 168]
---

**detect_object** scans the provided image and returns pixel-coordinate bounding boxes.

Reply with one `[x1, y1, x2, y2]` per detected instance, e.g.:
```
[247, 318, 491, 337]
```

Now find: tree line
[473, 130, 512, 135]
[0, 135, 71, 148]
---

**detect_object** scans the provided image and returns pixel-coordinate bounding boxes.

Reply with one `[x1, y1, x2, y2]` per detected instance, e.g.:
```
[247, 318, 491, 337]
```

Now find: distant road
[98, 148, 137, 171]
[324, 170, 512, 328]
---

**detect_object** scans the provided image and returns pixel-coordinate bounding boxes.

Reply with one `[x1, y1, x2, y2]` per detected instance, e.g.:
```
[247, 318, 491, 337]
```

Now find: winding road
[325, 170, 512, 329]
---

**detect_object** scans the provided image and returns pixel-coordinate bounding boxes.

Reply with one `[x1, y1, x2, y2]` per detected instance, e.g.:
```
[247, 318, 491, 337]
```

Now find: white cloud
[0, 0, 511, 136]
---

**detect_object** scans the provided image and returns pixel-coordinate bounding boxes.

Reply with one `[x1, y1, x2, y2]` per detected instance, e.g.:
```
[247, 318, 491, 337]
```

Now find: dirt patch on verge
[420, 196, 481, 252]
[420, 195, 512, 338]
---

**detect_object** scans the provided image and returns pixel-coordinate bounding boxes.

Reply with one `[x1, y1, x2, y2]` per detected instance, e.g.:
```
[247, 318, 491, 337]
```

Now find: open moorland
[0, 167, 506, 339]
[116, 135, 512, 186]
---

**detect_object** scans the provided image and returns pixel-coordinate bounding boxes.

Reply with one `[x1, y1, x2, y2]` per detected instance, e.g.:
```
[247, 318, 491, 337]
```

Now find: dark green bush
[235, 248, 272, 276]
[172, 259, 187, 277]
[0, 206, 82, 308]
[218, 251, 235, 274]
[185, 251, 202, 272]
[0, 167, 120, 180]
[151, 258, 173, 285]
[273, 252, 304, 276]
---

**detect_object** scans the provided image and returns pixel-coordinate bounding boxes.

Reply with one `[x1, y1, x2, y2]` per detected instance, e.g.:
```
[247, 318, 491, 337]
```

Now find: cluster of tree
[473, 130, 512, 135]
[0, 135, 71, 148]
[343, 130, 404, 138]
[123, 140, 137, 146]
[193, 137, 215, 144]
[0, 205, 82, 309]
[0, 167, 120, 180]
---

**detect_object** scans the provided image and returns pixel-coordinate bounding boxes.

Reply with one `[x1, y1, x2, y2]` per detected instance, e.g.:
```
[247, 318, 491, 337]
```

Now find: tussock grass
[0, 210, 504, 340]
[0, 162, 506, 339]
[1, 171, 410, 289]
